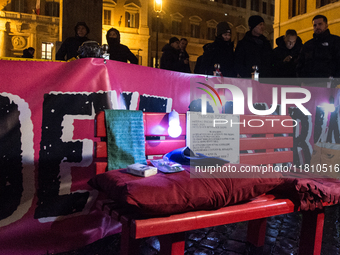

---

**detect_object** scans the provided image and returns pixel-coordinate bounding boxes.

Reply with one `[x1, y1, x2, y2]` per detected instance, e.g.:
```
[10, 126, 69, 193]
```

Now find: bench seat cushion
[88, 164, 284, 216]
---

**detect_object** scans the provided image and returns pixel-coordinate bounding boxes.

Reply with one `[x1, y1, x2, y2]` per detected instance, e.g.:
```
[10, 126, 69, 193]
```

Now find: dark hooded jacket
[56, 22, 90, 61]
[22, 48, 34, 58]
[200, 36, 235, 77]
[106, 28, 138, 64]
[194, 43, 210, 74]
[296, 29, 340, 78]
[160, 44, 181, 71]
[235, 31, 272, 78]
[272, 35, 303, 78]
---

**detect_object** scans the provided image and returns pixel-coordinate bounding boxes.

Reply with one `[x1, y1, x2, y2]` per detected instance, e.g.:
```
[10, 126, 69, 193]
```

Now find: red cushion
[88, 164, 284, 216]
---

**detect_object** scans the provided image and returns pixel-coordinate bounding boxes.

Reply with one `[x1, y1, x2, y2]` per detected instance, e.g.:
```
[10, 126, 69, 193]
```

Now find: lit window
[42, 43, 52, 60]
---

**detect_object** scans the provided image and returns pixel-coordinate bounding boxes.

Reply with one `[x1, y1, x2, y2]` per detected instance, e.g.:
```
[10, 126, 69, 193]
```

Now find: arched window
[124, 2, 140, 28]
[170, 13, 184, 35]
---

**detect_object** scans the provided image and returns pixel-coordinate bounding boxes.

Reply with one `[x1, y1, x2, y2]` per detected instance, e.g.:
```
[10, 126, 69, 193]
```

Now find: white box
[127, 163, 158, 177]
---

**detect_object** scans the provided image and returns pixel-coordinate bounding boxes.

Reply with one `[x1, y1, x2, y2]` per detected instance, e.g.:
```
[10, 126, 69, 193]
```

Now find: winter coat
[22, 49, 34, 58]
[160, 44, 181, 71]
[200, 37, 235, 77]
[178, 49, 191, 73]
[272, 35, 303, 78]
[56, 36, 89, 61]
[297, 29, 340, 78]
[235, 31, 272, 78]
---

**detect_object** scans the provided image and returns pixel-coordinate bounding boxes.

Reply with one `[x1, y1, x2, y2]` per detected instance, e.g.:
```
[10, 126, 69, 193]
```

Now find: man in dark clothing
[160, 37, 181, 71]
[235, 15, 272, 78]
[22, 47, 35, 58]
[106, 28, 138, 64]
[297, 15, 340, 78]
[272, 29, 303, 78]
[194, 43, 210, 74]
[200, 22, 235, 77]
[56, 22, 90, 61]
[178, 38, 191, 73]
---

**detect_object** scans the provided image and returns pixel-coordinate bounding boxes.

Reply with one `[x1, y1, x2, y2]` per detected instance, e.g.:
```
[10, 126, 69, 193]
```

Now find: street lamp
[154, 0, 162, 68]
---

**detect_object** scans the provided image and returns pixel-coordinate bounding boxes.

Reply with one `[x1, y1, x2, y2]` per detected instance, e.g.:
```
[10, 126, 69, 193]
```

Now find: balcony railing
[0, 11, 59, 24]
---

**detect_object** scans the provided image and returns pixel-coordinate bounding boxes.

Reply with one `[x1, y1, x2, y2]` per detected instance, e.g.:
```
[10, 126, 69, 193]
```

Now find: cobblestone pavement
[55, 205, 340, 255]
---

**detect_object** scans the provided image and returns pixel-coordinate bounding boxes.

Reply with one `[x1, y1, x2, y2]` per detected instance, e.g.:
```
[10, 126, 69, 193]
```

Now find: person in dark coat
[22, 47, 35, 58]
[272, 29, 303, 78]
[235, 15, 272, 78]
[178, 38, 191, 73]
[200, 22, 235, 77]
[106, 28, 138, 64]
[56, 22, 90, 61]
[194, 43, 210, 74]
[297, 15, 340, 78]
[160, 37, 181, 71]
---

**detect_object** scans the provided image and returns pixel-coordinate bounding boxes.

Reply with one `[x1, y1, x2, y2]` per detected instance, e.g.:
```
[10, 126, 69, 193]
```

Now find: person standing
[235, 15, 272, 78]
[160, 37, 181, 71]
[200, 22, 235, 77]
[22, 47, 35, 58]
[178, 38, 191, 73]
[272, 29, 303, 78]
[56, 22, 90, 61]
[297, 15, 340, 78]
[106, 28, 138, 64]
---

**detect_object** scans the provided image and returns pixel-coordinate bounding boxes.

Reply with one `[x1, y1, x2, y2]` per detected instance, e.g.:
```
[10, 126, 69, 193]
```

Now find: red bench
[94, 111, 327, 255]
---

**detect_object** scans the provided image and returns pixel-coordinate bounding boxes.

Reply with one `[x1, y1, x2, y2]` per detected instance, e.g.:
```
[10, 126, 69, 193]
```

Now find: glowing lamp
[168, 110, 182, 138]
[320, 103, 335, 113]
[154, 0, 162, 13]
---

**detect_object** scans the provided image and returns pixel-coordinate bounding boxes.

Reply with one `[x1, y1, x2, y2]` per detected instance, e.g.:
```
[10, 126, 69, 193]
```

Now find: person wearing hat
[56, 22, 90, 61]
[235, 15, 272, 78]
[200, 21, 236, 77]
[106, 28, 138, 64]
[160, 37, 182, 71]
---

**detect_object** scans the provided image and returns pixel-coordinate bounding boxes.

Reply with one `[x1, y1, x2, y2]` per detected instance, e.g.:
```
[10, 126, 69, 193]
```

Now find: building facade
[274, 0, 340, 45]
[0, 0, 274, 68]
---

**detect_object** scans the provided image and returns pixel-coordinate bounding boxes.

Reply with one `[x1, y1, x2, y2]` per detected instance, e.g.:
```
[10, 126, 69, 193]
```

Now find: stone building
[0, 0, 274, 69]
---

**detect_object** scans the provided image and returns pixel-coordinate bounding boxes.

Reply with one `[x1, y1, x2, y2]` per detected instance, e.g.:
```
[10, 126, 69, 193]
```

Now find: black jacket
[272, 35, 303, 78]
[235, 31, 272, 78]
[178, 49, 191, 73]
[200, 37, 235, 77]
[297, 29, 340, 78]
[56, 36, 89, 61]
[160, 44, 181, 71]
[108, 43, 138, 64]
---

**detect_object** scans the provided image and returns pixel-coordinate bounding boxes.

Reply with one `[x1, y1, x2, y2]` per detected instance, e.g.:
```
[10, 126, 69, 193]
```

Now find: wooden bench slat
[240, 151, 293, 165]
[240, 137, 293, 150]
[131, 195, 296, 239]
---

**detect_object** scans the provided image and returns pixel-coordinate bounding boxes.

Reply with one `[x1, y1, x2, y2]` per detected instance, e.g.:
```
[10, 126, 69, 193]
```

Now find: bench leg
[158, 232, 186, 255]
[120, 217, 140, 255]
[299, 209, 325, 255]
[247, 218, 267, 247]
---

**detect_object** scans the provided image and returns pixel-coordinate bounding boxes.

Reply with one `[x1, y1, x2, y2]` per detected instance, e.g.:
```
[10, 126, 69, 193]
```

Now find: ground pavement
[54, 205, 340, 255]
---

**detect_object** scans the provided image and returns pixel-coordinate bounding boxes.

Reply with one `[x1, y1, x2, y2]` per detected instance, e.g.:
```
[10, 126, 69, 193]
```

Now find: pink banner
[0, 58, 337, 254]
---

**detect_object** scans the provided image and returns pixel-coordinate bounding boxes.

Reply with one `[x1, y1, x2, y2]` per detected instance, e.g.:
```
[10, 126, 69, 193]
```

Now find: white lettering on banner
[201, 84, 312, 115]
[0, 93, 35, 228]
[213, 118, 297, 128]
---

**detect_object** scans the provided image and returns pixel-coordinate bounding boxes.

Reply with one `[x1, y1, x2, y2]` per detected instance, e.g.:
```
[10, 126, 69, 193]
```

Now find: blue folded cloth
[105, 110, 147, 170]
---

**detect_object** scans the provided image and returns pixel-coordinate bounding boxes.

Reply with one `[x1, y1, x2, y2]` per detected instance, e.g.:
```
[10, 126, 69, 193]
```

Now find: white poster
[187, 112, 240, 163]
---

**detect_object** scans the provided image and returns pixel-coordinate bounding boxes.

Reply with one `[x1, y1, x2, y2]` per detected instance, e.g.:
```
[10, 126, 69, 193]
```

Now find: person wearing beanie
[200, 21, 236, 77]
[106, 28, 138, 64]
[235, 15, 272, 78]
[56, 22, 90, 61]
[297, 15, 340, 78]
[160, 37, 182, 71]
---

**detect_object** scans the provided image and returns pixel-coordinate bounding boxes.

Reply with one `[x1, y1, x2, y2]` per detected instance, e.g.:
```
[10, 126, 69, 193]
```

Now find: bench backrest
[94, 111, 293, 174]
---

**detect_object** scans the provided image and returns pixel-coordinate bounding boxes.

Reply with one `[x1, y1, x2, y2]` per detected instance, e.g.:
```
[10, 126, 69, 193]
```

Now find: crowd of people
[25, 14, 339, 79]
